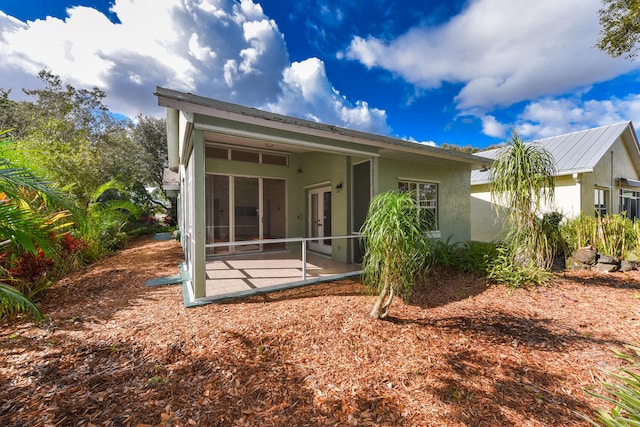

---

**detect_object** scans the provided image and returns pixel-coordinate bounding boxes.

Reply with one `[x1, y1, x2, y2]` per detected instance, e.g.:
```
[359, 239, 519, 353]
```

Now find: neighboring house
[156, 87, 490, 301]
[470, 121, 640, 242]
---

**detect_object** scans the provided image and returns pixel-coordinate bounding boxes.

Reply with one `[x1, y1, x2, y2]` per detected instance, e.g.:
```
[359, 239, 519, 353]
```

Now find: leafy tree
[132, 114, 168, 193]
[21, 69, 116, 141]
[6, 71, 162, 210]
[597, 0, 640, 60]
[490, 130, 557, 273]
[360, 191, 431, 319]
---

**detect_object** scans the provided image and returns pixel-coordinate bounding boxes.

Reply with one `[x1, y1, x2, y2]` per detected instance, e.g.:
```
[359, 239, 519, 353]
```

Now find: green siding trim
[193, 130, 206, 298]
[189, 271, 361, 305]
[144, 275, 182, 287]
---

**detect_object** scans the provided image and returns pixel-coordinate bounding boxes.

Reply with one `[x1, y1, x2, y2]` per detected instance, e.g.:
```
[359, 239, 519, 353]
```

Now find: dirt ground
[1, 235, 639, 426]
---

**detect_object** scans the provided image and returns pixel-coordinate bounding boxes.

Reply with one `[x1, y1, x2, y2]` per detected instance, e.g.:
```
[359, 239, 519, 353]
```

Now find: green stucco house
[155, 87, 489, 302]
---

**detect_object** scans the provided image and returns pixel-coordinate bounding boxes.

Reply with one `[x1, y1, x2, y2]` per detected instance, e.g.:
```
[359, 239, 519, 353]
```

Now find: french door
[308, 186, 332, 254]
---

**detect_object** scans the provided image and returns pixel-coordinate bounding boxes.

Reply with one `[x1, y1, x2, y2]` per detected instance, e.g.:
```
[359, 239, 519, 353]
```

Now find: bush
[562, 214, 639, 259]
[487, 245, 551, 289]
[432, 238, 497, 276]
[585, 344, 640, 426]
[7, 233, 88, 300]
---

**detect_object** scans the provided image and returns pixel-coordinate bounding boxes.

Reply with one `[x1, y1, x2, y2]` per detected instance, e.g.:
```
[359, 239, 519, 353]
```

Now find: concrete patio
[203, 249, 361, 301]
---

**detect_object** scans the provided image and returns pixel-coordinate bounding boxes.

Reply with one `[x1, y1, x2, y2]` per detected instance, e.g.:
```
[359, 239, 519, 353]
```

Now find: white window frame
[398, 180, 439, 235]
[594, 188, 608, 217]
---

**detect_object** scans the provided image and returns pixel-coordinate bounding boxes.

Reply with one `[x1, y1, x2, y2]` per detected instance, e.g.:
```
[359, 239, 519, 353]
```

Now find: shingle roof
[471, 121, 637, 185]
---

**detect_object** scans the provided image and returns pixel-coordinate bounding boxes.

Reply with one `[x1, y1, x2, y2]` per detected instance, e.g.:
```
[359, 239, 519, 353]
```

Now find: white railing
[205, 234, 360, 281]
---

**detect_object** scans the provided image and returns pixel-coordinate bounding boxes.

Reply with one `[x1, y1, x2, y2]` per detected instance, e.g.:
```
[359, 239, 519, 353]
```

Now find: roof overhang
[617, 177, 640, 188]
[155, 86, 492, 170]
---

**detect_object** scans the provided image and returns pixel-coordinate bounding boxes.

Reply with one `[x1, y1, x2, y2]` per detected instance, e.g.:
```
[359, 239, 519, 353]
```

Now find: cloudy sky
[0, 0, 639, 148]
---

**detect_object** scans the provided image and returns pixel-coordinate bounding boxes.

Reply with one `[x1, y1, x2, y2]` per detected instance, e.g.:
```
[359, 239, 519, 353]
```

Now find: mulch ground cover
[1, 235, 639, 426]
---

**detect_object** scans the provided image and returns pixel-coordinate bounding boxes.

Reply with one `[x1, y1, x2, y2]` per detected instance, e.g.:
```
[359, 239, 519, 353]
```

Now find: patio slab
[203, 250, 360, 299]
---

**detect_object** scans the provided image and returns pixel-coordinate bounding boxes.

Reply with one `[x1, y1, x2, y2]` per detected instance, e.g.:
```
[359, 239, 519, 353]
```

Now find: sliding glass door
[206, 175, 286, 255]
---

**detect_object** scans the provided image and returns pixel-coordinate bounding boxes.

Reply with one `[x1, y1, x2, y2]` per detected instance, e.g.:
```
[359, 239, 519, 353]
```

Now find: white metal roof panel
[471, 121, 632, 185]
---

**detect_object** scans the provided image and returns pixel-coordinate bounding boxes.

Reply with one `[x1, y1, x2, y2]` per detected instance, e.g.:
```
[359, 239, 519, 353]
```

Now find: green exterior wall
[299, 152, 351, 263]
[377, 157, 472, 243]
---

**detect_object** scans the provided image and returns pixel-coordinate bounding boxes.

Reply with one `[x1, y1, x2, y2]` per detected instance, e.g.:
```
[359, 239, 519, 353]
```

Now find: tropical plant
[0, 133, 72, 318]
[0, 279, 43, 320]
[487, 245, 551, 289]
[73, 180, 143, 258]
[360, 191, 431, 319]
[562, 214, 600, 254]
[489, 130, 557, 282]
[562, 214, 639, 260]
[585, 343, 640, 426]
[432, 237, 497, 276]
[599, 214, 638, 259]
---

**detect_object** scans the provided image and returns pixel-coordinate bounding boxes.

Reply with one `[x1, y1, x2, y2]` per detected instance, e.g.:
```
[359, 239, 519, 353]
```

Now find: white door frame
[308, 185, 332, 255]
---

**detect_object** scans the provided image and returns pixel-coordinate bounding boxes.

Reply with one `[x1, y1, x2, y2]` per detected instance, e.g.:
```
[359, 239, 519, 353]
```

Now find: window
[594, 188, 608, 217]
[231, 149, 260, 163]
[205, 147, 228, 159]
[261, 153, 288, 166]
[398, 180, 438, 230]
[205, 145, 288, 166]
[619, 188, 640, 220]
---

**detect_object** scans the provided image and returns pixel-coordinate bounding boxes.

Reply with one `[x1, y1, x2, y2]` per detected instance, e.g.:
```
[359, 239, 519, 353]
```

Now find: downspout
[611, 150, 614, 214]
[166, 107, 180, 172]
[573, 173, 581, 217]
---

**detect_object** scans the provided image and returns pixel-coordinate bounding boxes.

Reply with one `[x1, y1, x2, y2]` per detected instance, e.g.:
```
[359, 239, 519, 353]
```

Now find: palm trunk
[369, 281, 395, 319]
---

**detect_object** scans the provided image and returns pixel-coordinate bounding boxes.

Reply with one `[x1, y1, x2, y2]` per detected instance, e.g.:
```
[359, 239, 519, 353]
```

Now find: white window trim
[397, 179, 439, 235]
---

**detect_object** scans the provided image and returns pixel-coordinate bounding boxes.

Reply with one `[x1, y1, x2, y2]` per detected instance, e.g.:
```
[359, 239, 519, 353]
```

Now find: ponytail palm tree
[360, 191, 431, 319]
[490, 130, 557, 270]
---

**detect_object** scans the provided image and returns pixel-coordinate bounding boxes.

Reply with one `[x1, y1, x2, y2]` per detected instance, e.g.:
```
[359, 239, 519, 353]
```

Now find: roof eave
[155, 86, 491, 169]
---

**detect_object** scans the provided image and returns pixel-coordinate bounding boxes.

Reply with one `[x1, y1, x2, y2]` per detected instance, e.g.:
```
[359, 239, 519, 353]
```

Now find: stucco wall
[377, 158, 472, 243]
[471, 175, 583, 242]
[299, 152, 351, 263]
[470, 185, 506, 242]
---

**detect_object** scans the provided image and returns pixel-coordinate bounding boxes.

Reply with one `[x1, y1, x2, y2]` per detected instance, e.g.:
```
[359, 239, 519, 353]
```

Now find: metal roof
[471, 121, 638, 185]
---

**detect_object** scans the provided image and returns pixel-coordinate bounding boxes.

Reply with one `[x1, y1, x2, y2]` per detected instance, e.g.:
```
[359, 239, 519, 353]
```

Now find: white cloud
[403, 137, 436, 147]
[481, 115, 507, 138]
[476, 94, 640, 140]
[512, 95, 640, 139]
[265, 58, 390, 134]
[0, 0, 389, 133]
[344, 0, 640, 113]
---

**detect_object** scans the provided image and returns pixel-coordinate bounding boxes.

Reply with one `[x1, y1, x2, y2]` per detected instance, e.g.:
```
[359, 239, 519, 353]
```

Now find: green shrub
[561, 215, 599, 255]
[585, 344, 640, 426]
[562, 214, 639, 259]
[600, 215, 637, 259]
[487, 245, 551, 289]
[456, 241, 498, 276]
[431, 236, 461, 268]
[432, 238, 497, 276]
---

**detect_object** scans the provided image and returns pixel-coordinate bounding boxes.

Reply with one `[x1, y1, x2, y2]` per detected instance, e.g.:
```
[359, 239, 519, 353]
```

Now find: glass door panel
[206, 175, 230, 255]
[263, 178, 286, 251]
[234, 177, 260, 252]
[308, 186, 332, 254]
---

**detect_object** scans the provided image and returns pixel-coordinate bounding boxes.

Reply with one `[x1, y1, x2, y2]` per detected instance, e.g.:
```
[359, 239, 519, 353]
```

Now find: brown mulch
[1, 236, 640, 426]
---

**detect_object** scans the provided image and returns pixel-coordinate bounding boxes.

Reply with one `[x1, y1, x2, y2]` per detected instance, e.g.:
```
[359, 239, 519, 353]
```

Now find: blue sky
[0, 0, 639, 148]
